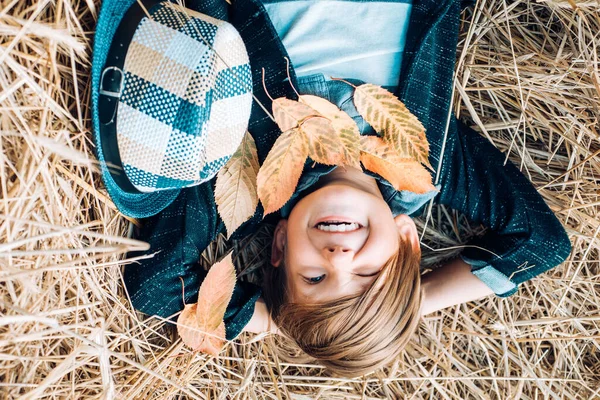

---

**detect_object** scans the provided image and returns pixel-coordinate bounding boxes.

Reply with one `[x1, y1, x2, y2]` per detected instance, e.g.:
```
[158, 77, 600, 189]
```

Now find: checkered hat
[92, 0, 253, 218]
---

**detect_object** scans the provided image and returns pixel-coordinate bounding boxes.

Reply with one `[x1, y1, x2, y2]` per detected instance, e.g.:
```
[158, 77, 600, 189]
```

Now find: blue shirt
[262, 0, 413, 87]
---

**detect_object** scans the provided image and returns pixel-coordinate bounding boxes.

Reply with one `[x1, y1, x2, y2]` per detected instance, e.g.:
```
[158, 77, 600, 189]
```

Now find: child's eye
[305, 275, 325, 284]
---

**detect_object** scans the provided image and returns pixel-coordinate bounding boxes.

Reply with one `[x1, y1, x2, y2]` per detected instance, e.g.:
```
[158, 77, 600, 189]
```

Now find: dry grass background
[1, 0, 599, 398]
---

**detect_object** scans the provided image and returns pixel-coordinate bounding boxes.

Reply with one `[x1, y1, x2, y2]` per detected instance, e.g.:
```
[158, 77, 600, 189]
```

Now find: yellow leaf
[257, 128, 309, 215]
[299, 95, 361, 168]
[300, 117, 347, 166]
[215, 131, 260, 237]
[354, 84, 432, 170]
[360, 136, 437, 194]
[272, 97, 318, 132]
[177, 304, 226, 355]
[196, 253, 237, 332]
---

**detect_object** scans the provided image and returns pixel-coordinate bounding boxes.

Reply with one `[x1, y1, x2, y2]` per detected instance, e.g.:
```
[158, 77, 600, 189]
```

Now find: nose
[322, 246, 354, 266]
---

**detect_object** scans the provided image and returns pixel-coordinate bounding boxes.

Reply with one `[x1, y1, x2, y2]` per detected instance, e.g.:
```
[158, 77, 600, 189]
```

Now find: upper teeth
[316, 222, 360, 232]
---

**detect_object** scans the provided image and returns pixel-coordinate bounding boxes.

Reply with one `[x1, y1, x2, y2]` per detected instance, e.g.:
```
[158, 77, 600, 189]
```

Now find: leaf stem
[284, 56, 302, 99]
[261, 67, 274, 102]
[179, 276, 186, 306]
[330, 77, 357, 88]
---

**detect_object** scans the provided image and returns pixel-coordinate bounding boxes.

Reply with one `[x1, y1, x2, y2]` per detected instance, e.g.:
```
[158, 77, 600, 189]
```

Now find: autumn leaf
[299, 95, 361, 168]
[177, 304, 204, 350]
[196, 253, 237, 332]
[272, 97, 319, 132]
[354, 84, 432, 170]
[176, 253, 236, 355]
[177, 304, 227, 356]
[215, 131, 260, 237]
[300, 117, 347, 166]
[201, 321, 226, 355]
[360, 136, 437, 194]
[257, 128, 309, 214]
[274, 97, 355, 166]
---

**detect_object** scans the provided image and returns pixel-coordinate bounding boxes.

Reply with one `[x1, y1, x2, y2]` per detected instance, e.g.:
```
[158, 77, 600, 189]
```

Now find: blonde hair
[261, 235, 423, 378]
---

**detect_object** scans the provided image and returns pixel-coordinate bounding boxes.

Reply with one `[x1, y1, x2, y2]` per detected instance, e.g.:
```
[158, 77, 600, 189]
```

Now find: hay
[1, 0, 599, 398]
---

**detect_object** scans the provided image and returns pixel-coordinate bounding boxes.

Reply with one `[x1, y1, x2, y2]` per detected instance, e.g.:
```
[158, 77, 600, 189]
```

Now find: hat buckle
[99, 66, 124, 124]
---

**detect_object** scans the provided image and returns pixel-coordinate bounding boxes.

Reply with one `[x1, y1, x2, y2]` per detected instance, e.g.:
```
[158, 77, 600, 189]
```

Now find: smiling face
[270, 167, 420, 303]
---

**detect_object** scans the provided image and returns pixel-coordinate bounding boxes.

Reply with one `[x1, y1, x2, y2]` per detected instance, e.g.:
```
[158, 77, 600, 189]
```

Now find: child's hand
[243, 297, 282, 335]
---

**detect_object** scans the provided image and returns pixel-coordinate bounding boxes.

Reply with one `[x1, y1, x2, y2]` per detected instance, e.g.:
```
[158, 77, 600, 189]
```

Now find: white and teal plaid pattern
[116, 2, 252, 192]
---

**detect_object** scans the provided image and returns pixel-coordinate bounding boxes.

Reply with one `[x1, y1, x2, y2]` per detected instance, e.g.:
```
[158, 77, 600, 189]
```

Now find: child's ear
[394, 214, 420, 252]
[270, 220, 288, 267]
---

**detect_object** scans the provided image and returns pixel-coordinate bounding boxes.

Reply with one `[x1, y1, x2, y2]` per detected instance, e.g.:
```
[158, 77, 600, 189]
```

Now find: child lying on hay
[91, 0, 572, 378]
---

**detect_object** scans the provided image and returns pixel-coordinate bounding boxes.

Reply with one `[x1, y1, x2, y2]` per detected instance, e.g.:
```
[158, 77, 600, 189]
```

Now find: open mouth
[315, 221, 362, 232]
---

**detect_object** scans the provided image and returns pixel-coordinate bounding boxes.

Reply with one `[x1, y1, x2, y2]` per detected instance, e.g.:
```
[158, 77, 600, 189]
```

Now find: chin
[310, 184, 373, 203]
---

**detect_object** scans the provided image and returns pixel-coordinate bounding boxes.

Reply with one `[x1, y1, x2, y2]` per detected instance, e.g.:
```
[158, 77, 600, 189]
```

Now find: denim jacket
[124, 0, 572, 340]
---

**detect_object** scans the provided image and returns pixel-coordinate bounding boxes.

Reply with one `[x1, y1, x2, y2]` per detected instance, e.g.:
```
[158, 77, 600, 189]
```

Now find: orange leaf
[215, 131, 260, 237]
[354, 84, 432, 170]
[257, 128, 309, 214]
[272, 97, 319, 132]
[177, 303, 204, 350]
[300, 117, 347, 166]
[177, 303, 226, 355]
[196, 253, 237, 332]
[299, 95, 361, 168]
[360, 136, 437, 194]
[197, 321, 226, 356]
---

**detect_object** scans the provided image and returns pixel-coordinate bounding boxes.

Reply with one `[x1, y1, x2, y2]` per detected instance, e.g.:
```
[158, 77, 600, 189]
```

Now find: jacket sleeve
[124, 183, 261, 340]
[433, 118, 572, 296]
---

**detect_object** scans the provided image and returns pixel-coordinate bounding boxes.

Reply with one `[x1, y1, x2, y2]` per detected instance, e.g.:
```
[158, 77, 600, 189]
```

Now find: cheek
[285, 202, 321, 256]
[371, 203, 399, 237]
[285, 218, 308, 253]
[286, 191, 313, 227]
[282, 223, 309, 274]
[282, 250, 309, 303]
[367, 215, 400, 259]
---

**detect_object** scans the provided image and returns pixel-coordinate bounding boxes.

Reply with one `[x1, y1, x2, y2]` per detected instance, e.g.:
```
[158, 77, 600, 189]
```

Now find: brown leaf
[257, 128, 309, 214]
[360, 136, 437, 194]
[299, 95, 361, 168]
[215, 131, 260, 237]
[300, 117, 347, 166]
[354, 84, 432, 170]
[177, 303, 226, 355]
[197, 321, 226, 356]
[196, 253, 237, 332]
[177, 303, 204, 350]
[176, 253, 235, 356]
[272, 97, 318, 132]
